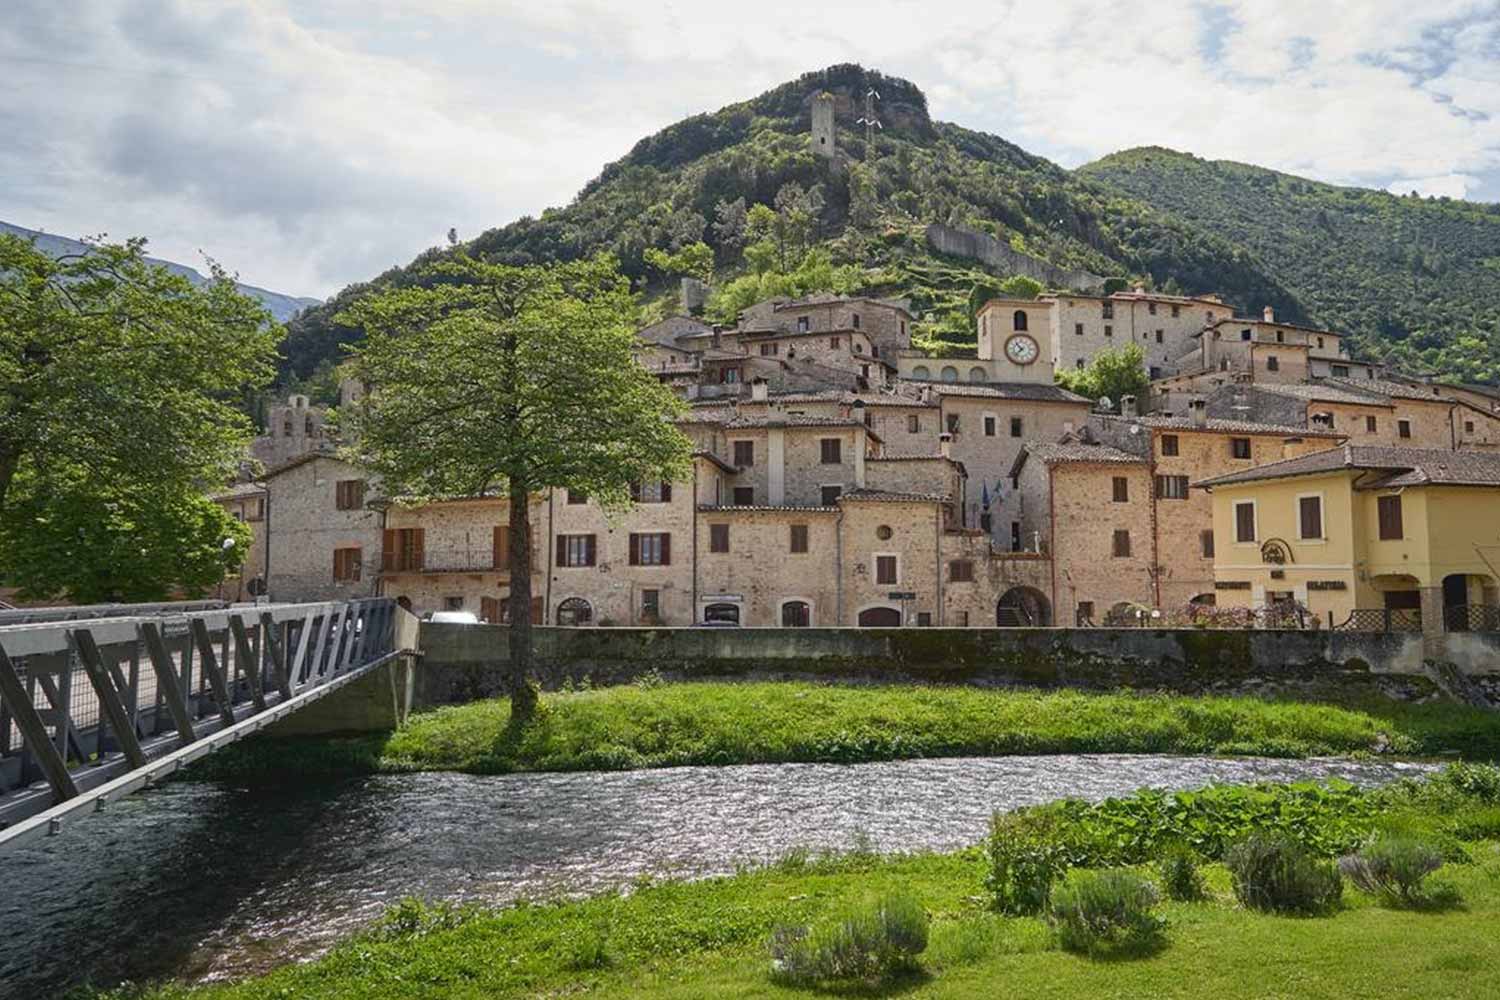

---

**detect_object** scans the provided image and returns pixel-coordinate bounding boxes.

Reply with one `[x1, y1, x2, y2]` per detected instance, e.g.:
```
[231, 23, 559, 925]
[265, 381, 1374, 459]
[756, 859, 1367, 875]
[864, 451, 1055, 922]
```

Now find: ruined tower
[810, 91, 836, 159]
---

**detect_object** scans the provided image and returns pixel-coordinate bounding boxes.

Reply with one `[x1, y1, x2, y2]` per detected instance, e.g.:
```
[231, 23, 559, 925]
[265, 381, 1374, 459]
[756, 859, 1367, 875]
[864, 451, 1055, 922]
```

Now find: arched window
[703, 602, 740, 624]
[281, 418, 293, 436]
[969, 367, 987, 382]
[912, 365, 930, 380]
[1013, 310, 1028, 331]
[940, 366, 959, 383]
[304, 416, 315, 435]
[556, 597, 593, 626]
[781, 600, 811, 627]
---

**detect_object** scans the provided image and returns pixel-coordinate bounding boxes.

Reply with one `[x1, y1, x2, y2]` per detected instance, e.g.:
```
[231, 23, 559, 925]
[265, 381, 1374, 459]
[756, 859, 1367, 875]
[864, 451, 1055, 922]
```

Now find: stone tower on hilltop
[811, 91, 836, 159]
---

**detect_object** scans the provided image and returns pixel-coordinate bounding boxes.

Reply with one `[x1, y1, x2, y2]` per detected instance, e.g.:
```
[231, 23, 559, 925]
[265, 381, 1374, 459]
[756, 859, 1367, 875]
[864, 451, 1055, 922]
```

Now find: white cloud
[1, 0, 1497, 298]
[1387, 173, 1479, 198]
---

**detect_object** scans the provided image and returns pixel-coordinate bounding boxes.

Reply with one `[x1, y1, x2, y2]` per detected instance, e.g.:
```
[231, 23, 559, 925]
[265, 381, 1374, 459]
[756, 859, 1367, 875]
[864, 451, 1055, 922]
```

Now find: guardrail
[0, 598, 397, 845]
[1332, 608, 1423, 632]
[1444, 604, 1500, 633]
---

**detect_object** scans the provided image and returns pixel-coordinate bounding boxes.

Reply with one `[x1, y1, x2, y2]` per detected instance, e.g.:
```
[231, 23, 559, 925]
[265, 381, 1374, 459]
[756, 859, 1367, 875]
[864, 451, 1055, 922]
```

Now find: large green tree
[339, 252, 691, 719]
[1055, 343, 1151, 409]
[0, 235, 279, 600]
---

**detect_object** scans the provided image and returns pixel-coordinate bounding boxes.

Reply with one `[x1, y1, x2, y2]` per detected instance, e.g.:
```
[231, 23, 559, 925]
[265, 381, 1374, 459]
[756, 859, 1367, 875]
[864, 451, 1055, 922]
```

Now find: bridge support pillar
[266, 654, 415, 736]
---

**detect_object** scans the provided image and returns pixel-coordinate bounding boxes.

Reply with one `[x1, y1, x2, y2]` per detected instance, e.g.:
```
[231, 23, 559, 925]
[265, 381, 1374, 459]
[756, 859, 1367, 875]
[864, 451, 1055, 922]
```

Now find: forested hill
[279, 64, 1500, 392]
[1078, 148, 1500, 381]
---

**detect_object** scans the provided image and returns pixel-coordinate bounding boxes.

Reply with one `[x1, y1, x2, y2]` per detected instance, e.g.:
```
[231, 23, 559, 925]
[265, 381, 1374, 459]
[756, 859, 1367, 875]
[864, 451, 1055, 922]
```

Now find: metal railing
[1332, 608, 1423, 632]
[1443, 604, 1500, 633]
[0, 598, 397, 847]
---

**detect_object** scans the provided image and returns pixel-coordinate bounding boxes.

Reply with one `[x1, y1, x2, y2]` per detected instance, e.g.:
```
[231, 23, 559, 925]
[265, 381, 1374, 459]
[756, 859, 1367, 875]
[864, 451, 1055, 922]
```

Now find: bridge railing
[0, 598, 397, 837]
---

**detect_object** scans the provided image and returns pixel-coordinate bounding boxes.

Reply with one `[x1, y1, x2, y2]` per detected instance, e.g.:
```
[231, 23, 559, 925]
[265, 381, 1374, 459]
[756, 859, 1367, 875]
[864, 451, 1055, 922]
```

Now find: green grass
[194, 682, 1500, 781]
[82, 839, 1500, 999]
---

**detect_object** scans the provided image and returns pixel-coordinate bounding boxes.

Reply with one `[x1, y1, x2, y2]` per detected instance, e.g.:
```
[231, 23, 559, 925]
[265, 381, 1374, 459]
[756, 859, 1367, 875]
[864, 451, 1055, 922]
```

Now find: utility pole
[855, 88, 882, 162]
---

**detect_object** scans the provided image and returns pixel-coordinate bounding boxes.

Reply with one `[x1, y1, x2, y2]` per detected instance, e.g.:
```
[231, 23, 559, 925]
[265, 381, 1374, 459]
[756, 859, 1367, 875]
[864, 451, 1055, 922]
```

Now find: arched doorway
[781, 600, 811, 628]
[555, 597, 593, 626]
[703, 602, 740, 624]
[1188, 593, 1216, 607]
[996, 587, 1050, 627]
[857, 606, 902, 627]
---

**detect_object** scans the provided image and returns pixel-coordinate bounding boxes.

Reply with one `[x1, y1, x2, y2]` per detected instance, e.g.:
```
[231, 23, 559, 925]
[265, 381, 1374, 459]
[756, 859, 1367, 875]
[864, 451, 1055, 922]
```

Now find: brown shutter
[412, 528, 425, 571]
[660, 533, 671, 566]
[660, 482, 672, 503]
[585, 535, 597, 566]
[531, 597, 543, 624]
[382, 529, 396, 571]
[556, 535, 568, 566]
[628, 533, 640, 566]
[493, 526, 510, 569]
[333, 549, 341, 580]
[1299, 497, 1321, 539]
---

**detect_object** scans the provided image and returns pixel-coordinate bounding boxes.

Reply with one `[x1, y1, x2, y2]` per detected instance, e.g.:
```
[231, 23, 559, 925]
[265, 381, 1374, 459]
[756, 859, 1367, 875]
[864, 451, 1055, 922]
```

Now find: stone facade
[1050, 291, 1232, 376]
[263, 454, 383, 603]
[250, 394, 331, 471]
[212, 482, 268, 602]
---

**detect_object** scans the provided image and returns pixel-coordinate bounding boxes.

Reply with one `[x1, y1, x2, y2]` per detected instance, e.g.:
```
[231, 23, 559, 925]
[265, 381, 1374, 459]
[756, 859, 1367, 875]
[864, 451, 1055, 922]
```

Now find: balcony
[382, 547, 528, 574]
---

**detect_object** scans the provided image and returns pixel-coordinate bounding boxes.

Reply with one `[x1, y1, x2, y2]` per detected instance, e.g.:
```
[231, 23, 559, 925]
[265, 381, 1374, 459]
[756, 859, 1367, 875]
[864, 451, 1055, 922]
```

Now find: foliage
[1048, 869, 1165, 955]
[372, 897, 477, 941]
[643, 241, 714, 284]
[769, 891, 928, 985]
[1156, 844, 1209, 902]
[985, 812, 1067, 914]
[1054, 342, 1151, 406]
[1225, 834, 1344, 915]
[0, 234, 278, 600]
[998, 274, 1044, 299]
[1338, 835, 1450, 908]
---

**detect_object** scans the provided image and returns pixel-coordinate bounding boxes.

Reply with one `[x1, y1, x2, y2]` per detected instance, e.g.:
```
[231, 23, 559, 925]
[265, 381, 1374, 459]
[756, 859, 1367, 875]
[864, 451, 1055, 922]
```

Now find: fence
[1333, 608, 1423, 632]
[1444, 604, 1500, 633]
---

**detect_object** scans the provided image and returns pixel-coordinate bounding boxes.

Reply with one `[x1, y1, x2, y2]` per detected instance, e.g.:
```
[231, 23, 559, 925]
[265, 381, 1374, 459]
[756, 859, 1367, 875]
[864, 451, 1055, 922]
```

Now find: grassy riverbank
[90, 767, 1500, 999]
[197, 682, 1499, 781]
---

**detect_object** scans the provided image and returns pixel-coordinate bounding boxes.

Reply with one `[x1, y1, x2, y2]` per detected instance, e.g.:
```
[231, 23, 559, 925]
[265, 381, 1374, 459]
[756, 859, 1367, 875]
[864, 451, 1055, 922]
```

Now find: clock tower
[976, 298, 1055, 383]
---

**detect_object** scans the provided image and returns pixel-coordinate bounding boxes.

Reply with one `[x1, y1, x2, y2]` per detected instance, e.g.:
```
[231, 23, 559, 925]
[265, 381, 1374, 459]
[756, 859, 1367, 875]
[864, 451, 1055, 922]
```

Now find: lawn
[195, 681, 1500, 781]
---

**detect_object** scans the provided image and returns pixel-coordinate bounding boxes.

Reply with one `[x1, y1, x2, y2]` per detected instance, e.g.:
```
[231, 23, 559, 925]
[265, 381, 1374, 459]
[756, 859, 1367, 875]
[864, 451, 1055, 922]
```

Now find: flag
[980, 482, 991, 509]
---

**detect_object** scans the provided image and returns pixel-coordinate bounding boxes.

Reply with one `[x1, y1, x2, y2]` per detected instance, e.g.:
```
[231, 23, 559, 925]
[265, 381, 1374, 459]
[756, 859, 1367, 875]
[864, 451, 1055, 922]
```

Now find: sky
[4, 1, 1499, 300]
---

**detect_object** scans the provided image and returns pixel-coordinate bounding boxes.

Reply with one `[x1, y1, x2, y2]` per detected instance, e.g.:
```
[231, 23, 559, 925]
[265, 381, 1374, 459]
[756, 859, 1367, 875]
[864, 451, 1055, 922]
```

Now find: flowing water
[0, 754, 1434, 997]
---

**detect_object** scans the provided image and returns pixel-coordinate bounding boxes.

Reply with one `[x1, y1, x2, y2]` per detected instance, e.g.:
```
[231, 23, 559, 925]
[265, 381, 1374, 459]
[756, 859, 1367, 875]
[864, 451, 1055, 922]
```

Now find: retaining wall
[414, 625, 1500, 708]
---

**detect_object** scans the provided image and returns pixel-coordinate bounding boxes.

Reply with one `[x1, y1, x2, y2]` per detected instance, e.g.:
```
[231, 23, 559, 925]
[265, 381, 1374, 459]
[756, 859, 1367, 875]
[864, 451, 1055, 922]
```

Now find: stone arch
[1188, 593, 1217, 607]
[702, 602, 740, 624]
[912, 365, 930, 380]
[1013, 309, 1028, 331]
[968, 366, 987, 382]
[996, 587, 1050, 627]
[857, 605, 902, 627]
[940, 365, 959, 383]
[556, 597, 593, 626]
[780, 599, 812, 628]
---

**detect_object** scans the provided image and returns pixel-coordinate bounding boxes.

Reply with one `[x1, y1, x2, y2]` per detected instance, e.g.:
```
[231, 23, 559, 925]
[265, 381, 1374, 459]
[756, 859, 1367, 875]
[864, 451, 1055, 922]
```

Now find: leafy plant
[1225, 835, 1343, 915]
[985, 813, 1067, 914]
[1156, 844, 1209, 902]
[1049, 869, 1165, 955]
[769, 891, 928, 986]
[1339, 835, 1453, 908]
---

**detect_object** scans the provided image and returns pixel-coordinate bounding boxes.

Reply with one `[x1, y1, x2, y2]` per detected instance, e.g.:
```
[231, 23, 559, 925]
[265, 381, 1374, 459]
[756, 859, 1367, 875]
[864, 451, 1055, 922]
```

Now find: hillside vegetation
[279, 65, 1500, 393]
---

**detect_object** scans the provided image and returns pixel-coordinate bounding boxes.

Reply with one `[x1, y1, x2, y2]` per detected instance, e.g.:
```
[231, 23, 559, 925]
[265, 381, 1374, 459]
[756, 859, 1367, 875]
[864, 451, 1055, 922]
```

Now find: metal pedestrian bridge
[0, 597, 400, 852]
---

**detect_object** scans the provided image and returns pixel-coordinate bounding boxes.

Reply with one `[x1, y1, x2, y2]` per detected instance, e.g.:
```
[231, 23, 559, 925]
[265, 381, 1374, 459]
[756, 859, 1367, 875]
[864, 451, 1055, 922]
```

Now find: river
[0, 754, 1434, 997]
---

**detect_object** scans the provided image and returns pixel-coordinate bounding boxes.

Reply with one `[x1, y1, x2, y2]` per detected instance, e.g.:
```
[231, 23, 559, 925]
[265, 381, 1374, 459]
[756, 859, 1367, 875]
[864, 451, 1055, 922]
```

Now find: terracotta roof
[259, 450, 350, 480]
[692, 451, 738, 473]
[1239, 382, 1395, 407]
[677, 407, 735, 425]
[869, 451, 949, 461]
[1322, 376, 1455, 403]
[1023, 441, 1147, 465]
[839, 488, 951, 503]
[1116, 414, 1347, 438]
[762, 390, 934, 408]
[925, 382, 1091, 403]
[1194, 445, 1500, 489]
[697, 504, 838, 513]
[721, 414, 879, 437]
[211, 481, 267, 501]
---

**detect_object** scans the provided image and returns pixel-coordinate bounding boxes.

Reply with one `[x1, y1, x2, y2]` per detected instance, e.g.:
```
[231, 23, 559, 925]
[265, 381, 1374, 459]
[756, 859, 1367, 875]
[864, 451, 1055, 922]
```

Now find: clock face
[1005, 334, 1040, 365]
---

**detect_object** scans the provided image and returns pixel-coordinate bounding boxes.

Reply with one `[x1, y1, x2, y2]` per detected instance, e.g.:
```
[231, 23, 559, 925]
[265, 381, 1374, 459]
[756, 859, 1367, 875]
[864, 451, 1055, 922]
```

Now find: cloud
[1, 0, 1498, 299]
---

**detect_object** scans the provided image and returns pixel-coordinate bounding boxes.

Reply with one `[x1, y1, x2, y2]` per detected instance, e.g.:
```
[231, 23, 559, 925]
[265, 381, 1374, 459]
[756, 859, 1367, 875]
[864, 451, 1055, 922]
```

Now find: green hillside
[279, 65, 1498, 393]
[1078, 147, 1500, 382]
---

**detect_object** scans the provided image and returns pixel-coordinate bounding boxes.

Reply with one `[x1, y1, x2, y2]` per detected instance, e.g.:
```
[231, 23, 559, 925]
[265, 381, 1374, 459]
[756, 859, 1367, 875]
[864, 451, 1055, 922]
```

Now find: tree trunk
[507, 478, 538, 720]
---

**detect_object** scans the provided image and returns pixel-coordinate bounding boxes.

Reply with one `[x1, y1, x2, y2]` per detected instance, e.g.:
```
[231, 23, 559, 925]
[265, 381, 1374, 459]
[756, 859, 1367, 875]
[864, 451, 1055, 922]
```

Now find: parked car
[428, 610, 480, 625]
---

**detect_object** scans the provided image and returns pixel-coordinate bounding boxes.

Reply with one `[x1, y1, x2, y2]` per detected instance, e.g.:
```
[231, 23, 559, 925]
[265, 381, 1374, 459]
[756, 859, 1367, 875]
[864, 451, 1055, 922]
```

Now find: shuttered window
[789, 524, 809, 553]
[1378, 495, 1403, 540]
[630, 481, 673, 503]
[876, 555, 898, 585]
[382, 528, 423, 571]
[949, 559, 974, 582]
[492, 526, 510, 569]
[1234, 502, 1256, 543]
[820, 438, 842, 464]
[709, 523, 730, 553]
[628, 532, 671, 566]
[1200, 530, 1215, 558]
[332, 547, 361, 582]
[1298, 496, 1323, 540]
[1230, 438, 1252, 459]
[1112, 477, 1129, 502]
[1155, 475, 1189, 500]
[556, 534, 596, 567]
[335, 479, 366, 510]
[1160, 434, 1179, 457]
[733, 440, 754, 467]
[1112, 530, 1131, 558]
[733, 486, 754, 506]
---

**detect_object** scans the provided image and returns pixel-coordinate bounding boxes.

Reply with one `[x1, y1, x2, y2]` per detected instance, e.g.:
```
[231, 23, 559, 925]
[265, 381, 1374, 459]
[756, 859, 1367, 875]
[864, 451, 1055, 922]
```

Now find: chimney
[1263, 305, 1275, 323]
[1121, 395, 1138, 418]
[750, 377, 768, 402]
[1311, 411, 1334, 429]
[1190, 398, 1208, 427]
[938, 432, 953, 459]
[711, 325, 722, 349]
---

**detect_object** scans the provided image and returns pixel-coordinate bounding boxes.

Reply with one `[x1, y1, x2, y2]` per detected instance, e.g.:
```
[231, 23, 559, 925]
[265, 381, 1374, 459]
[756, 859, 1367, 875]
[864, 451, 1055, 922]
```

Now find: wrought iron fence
[1332, 608, 1423, 632]
[1443, 604, 1500, 633]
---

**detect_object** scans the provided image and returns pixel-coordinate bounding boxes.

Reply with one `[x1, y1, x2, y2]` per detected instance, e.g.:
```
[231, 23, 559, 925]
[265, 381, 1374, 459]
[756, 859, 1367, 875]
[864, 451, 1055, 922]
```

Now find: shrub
[1156, 844, 1208, 902]
[1049, 869, 1165, 955]
[1225, 834, 1343, 915]
[562, 924, 612, 970]
[769, 892, 928, 986]
[985, 813, 1067, 914]
[1339, 835, 1450, 907]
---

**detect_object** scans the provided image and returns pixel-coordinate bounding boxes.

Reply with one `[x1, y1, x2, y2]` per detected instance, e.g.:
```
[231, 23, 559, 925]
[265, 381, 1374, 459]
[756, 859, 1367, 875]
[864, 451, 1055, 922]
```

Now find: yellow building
[1197, 445, 1500, 631]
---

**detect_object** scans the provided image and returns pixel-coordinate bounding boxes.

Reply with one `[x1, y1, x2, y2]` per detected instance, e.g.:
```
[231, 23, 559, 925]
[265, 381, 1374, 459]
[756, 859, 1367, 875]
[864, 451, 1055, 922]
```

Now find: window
[821, 484, 843, 505]
[443, 596, 464, 611]
[983, 415, 997, 437]
[907, 414, 920, 433]
[629, 532, 670, 566]
[246, 497, 264, 522]
[1010, 416, 1023, 437]
[941, 366, 958, 382]
[1266, 355, 1279, 372]
[1398, 419, 1412, 439]
[1275, 330, 1285, 343]
[733, 440, 754, 467]
[282, 418, 292, 436]
[1155, 329, 1163, 344]
[949, 559, 974, 582]
[733, 486, 754, 506]
[1112, 476, 1129, 502]
[1076, 601, 1096, 625]
[1234, 501, 1256, 543]
[1317, 336, 1325, 348]
[1240, 328, 1252, 341]
[1104, 324, 1113, 338]
[980, 512, 993, 533]
[1155, 475, 1189, 499]
[1332, 364, 1350, 377]
[1200, 529, 1215, 558]
[759, 343, 778, 357]
[1366, 415, 1377, 433]
[781, 601, 811, 628]
[556, 597, 592, 626]
[790, 524, 809, 553]
[1013, 310, 1028, 331]
[1230, 437, 1252, 460]
[332, 547, 361, 582]
[955, 611, 970, 627]
[916, 612, 933, 627]
[631, 481, 672, 503]
[1171, 305, 1180, 317]
[853, 342, 865, 354]
[1148, 302, 1157, 315]
[641, 589, 660, 621]
[912, 365, 930, 380]
[335, 479, 366, 510]
[709, 523, 730, 552]
[852, 313, 861, 329]
[305, 416, 315, 435]
[875, 554, 898, 585]
[796, 315, 809, 332]
[1160, 434, 1179, 456]
[969, 366, 986, 382]
[1102, 302, 1114, 319]
[946, 413, 960, 434]
[722, 367, 739, 384]
[1074, 322, 1084, 336]
[383, 527, 423, 571]
[566, 489, 588, 504]
[820, 438, 842, 464]
[1466, 420, 1476, 433]
[1011, 521, 1021, 552]
[1377, 495, 1403, 540]
[1076, 359, 1085, 370]
[830, 336, 841, 349]
[1112, 530, 1132, 558]
[557, 534, 597, 567]
[1298, 495, 1323, 540]
[492, 526, 510, 569]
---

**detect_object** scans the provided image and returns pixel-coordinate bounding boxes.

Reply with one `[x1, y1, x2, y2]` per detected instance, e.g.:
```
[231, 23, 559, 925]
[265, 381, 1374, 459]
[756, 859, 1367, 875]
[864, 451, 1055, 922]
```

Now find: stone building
[261, 454, 383, 603]
[211, 481, 268, 602]
[1049, 290, 1234, 376]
